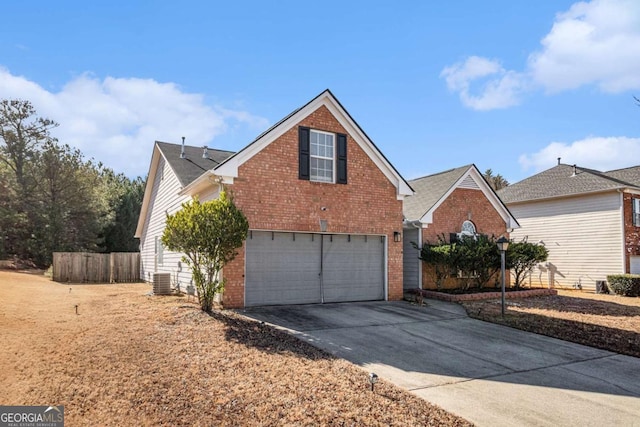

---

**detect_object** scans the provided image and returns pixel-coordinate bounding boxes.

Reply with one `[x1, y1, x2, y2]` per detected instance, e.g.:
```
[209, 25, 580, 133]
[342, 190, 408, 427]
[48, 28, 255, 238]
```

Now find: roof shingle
[156, 141, 235, 187]
[403, 165, 472, 220]
[498, 164, 640, 204]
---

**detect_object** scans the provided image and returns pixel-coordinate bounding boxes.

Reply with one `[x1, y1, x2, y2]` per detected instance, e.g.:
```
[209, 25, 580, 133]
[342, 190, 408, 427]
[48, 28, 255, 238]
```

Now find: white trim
[310, 129, 336, 184]
[135, 144, 161, 237]
[419, 165, 519, 229]
[210, 90, 413, 199]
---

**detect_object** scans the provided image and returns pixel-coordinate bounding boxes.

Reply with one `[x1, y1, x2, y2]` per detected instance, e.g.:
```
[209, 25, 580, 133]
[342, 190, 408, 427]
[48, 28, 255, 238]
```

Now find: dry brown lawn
[460, 289, 640, 358]
[0, 270, 471, 426]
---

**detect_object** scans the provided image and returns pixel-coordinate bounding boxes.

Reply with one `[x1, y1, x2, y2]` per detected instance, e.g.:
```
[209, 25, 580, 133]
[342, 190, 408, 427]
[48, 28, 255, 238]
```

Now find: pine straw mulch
[0, 270, 471, 426]
[459, 289, 640, 358]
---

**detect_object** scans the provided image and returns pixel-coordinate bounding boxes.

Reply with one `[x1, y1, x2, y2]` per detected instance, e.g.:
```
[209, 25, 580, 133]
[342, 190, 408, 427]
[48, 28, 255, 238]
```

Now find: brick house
[498, 162, 640, 290]
[402, 164, 519, 290]
[135, 90, 413, 308]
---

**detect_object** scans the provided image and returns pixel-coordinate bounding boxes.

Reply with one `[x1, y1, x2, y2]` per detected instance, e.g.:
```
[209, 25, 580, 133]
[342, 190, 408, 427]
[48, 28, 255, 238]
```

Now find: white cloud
[529, 0, 640, 93]
[442, 0, 640, 109]
[0, 68, 269, 177]
[519, 136, 640, 172]
[440, 56, 527, 110]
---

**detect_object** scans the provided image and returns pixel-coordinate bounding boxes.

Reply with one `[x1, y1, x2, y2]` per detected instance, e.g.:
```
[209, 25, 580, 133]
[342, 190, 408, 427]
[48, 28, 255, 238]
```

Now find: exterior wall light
[393, 231, 401, 242]
[319, 219, 328, 233]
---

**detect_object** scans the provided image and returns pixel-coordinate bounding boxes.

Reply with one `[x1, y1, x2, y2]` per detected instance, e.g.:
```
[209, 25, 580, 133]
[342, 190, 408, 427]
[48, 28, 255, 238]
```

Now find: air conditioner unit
[153, 273, 172, 295]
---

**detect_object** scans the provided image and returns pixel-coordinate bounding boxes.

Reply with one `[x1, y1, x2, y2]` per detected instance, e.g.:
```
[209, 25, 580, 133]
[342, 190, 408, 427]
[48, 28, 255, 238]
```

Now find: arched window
[461, 220, 476, 236]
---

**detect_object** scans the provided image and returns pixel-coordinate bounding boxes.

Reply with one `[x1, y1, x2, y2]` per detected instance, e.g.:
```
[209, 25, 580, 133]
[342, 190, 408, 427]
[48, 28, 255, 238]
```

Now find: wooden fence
[52, 252, 140, 283]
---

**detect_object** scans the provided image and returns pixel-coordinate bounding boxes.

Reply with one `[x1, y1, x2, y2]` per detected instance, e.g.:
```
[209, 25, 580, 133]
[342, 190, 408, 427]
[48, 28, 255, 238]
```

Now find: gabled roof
[156, 141, 235, 187]
[404, 164, 519, 229]
[182, 89, 414, 199]
[498, 164, 640, 204]
[404, 165, 471, 221]
[603, 165, 640, 187]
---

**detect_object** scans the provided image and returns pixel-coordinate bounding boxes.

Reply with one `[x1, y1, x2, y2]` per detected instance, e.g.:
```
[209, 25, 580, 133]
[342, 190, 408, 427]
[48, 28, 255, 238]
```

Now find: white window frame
[310, 129, 335, 183]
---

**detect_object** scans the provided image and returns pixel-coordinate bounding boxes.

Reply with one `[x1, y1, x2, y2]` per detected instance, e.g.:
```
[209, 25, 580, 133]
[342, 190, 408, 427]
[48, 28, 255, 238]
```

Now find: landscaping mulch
[460, 290, 640, 358]
[0, 271, 471, 426]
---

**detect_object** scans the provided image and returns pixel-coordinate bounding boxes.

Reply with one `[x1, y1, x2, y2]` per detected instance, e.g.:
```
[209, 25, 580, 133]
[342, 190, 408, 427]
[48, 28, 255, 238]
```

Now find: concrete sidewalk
[240, 300, 640, 427]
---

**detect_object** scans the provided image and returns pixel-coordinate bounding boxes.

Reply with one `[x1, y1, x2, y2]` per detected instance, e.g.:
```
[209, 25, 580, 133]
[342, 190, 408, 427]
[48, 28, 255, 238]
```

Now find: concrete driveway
[240, 300, 640, 427]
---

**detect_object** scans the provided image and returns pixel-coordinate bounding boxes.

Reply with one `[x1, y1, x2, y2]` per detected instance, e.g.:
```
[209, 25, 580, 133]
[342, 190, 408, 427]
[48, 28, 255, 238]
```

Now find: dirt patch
[0, 271, 471, 426]
[460, 290, 640, 358]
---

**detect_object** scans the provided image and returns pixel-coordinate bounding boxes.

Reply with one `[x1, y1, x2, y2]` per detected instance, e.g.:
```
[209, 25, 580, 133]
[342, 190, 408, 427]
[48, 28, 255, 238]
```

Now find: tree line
[0, 99, 144, 267]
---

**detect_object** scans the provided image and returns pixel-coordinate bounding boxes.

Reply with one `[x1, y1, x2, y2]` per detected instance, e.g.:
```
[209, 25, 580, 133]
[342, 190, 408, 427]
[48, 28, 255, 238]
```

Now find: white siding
[139, 157, 194, 291]
[509, 192, 624, 291]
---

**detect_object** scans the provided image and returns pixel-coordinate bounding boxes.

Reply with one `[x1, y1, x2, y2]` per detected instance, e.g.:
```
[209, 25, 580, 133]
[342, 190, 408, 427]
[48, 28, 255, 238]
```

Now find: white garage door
[245, 231, 385, 307]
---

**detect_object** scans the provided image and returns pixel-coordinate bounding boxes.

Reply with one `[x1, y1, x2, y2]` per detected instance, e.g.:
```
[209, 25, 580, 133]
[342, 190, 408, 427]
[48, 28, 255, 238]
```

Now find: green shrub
[606, 275, 640, 297]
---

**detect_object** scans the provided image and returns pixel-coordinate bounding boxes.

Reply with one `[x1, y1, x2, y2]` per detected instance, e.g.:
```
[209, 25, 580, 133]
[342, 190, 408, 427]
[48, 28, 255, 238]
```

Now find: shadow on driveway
[239, 300, 640, 427]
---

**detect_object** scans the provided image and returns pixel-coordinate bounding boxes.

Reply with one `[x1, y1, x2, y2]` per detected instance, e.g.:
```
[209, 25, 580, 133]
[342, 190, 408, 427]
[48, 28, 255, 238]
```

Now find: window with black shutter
[298, 127, 347, 184]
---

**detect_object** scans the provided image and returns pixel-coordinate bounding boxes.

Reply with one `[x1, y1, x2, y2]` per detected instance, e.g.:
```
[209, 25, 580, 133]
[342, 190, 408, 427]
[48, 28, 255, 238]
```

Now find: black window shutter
[299, 127, 310, 180]
[337, 133, 347, 184]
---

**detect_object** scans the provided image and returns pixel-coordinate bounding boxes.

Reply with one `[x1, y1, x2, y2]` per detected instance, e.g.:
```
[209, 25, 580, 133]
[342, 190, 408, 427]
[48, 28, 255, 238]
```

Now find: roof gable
[499, 164, 640, 204]
[183, 89, 413, 199]
[405, 164, 519, 229]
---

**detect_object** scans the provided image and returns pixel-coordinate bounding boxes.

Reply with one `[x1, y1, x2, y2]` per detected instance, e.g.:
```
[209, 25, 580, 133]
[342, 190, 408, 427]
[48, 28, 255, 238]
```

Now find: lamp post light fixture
[496, 236, 510, 317]
[369, 372, 378, 392]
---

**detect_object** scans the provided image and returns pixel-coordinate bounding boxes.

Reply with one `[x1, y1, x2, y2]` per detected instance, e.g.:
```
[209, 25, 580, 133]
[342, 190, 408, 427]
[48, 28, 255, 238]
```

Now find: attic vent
[203, 146, 209, 159]
[459, 175, 480, 190]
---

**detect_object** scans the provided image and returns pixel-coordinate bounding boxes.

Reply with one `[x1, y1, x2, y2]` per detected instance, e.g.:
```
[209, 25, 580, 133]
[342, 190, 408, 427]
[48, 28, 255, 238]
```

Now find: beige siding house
[499, 163, 640, 291]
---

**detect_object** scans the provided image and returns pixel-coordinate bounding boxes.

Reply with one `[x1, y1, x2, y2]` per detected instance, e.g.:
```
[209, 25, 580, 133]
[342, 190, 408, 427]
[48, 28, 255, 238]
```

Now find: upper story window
[633, 198, 640, 227]
[461, 220, 476, 236]
[298, 126, 348, 185]
[310, 130, 334, 183]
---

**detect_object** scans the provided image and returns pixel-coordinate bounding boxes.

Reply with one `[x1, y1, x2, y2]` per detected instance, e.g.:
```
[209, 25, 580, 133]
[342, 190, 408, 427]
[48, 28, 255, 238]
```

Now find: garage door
[245, 231, 385, 307]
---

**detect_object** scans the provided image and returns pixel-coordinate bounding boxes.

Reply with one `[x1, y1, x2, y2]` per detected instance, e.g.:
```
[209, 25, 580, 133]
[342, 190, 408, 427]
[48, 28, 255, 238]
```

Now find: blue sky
[1, 0, 638, 184]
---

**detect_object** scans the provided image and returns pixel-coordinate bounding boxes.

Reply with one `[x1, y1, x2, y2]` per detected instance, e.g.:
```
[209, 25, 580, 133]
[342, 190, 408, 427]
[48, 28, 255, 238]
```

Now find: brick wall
[421, 188, 509, 289]
[222, 105, 404, 307]
[623, 192, 640, 272]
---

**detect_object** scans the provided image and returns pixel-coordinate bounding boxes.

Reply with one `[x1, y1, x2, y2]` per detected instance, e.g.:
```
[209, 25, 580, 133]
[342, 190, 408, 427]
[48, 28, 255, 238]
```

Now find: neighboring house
[402, 164, 519, 290]
[498, 162, 640, 291]
[135, 89, 414, 308]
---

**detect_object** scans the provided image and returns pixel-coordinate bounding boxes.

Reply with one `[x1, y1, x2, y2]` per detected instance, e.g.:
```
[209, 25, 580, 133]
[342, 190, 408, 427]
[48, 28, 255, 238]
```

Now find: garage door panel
[323, 234, 385, 303]
[245, 232, 321, 306]
[245, 231, 385, 307]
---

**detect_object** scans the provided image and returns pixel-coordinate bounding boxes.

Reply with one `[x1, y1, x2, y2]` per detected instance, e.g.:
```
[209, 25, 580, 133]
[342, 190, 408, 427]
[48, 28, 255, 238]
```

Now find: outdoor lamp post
[369, 372, 378, 392]
[496, 236, 510, 317]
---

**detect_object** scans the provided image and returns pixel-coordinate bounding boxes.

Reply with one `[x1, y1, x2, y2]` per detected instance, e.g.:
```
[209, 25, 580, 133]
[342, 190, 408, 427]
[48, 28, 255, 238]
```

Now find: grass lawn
[0, 270, 470, 426]
[460, 289, 640, 358]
